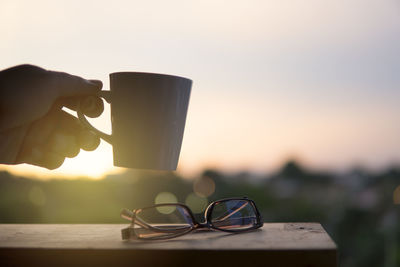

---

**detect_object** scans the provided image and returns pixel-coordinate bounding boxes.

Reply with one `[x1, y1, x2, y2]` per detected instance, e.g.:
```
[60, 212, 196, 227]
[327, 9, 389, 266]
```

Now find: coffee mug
[77, 72, 192, 171]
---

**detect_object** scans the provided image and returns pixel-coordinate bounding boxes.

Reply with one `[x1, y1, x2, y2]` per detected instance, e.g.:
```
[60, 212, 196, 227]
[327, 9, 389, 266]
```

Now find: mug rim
[110, 71, 192, 83]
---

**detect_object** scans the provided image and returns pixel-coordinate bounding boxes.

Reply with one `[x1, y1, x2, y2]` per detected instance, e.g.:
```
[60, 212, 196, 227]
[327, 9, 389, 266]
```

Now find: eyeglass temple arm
[121, 209, 153, 240]
[121, 208, 153, 229]
[121, 208, 188, 240]
[120, 209, 134, 240]
[121, 208, 134, 221]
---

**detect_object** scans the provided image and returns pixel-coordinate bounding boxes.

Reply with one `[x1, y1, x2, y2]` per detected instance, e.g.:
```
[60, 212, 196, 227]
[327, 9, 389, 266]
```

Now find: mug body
[109, 72, 192, 170]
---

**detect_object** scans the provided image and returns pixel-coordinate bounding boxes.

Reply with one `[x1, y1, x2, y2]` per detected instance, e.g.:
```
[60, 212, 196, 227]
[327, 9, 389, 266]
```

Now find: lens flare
[193, 176, 215, 197]
[155, 192, 177, 214]
[28, 186, 46, 206]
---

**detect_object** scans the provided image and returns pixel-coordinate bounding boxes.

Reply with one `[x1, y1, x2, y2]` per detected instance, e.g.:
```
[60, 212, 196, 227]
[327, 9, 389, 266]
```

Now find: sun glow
[0, 106, 126, 179]
[1, 0, 399, 179]
[0, 142, 124, 179]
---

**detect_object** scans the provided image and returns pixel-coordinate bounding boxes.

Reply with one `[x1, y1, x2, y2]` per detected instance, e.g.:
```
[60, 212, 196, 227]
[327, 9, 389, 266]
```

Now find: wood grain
[0, 223, 337, 267]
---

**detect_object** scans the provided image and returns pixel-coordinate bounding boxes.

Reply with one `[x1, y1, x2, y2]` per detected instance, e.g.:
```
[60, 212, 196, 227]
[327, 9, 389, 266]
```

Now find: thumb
[47, 70, 103, 98]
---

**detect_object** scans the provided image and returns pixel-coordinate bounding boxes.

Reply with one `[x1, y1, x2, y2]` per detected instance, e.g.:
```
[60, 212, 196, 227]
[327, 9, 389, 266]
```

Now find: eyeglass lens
[132, 199, 258, 239]
[134, 204, 194, 239]
[210, 200, 258, 230]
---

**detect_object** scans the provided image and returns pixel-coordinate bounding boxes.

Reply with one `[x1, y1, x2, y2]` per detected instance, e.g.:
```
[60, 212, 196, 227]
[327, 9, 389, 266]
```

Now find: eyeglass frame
[121, 197, 264, 240]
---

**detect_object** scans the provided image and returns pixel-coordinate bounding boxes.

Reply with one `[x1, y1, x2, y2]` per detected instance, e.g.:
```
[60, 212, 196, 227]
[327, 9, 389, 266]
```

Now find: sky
[1, 0, 399, 179]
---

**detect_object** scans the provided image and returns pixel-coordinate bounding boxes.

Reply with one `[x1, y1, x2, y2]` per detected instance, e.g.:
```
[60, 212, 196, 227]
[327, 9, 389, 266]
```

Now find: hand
[0, 64, 104, 169]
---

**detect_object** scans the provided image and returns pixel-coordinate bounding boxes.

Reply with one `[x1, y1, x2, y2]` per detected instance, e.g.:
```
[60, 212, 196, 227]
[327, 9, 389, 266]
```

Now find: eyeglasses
[120, 197, 263, 240]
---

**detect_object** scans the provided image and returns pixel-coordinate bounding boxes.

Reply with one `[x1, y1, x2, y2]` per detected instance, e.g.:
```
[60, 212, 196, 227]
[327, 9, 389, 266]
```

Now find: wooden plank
[0, 223, 337, 267]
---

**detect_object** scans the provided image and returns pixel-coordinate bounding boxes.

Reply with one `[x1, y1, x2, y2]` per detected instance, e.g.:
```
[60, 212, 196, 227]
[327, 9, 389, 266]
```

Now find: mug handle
[77, 90, 113, 144]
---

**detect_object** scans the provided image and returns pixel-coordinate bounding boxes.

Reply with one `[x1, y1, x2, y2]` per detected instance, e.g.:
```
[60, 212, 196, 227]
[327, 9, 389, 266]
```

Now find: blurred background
[0, 0, 399, 266]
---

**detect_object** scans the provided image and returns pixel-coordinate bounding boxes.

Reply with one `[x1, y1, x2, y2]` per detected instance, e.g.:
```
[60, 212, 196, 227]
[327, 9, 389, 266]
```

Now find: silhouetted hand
[0, 64, 104, 169]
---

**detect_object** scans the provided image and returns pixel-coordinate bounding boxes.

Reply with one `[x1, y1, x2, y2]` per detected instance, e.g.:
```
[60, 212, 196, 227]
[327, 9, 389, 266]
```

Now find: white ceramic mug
[77, 72, 192, 171]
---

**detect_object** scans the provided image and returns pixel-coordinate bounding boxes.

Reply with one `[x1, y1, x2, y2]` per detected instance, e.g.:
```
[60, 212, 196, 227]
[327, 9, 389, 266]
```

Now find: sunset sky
[1, 0, 399, 179]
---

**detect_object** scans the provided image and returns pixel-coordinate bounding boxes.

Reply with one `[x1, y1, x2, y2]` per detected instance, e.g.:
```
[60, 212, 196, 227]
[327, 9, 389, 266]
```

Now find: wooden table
[0, 223, 337, 267]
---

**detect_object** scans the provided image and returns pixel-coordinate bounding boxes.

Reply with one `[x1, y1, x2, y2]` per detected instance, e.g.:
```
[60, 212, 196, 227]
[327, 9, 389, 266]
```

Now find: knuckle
[17, 64, 45, 73]
[44, 153, 65, 170]
[78, 130, 100, 151]
[82, 96, 104, 118]
[66, 146, 80, 158]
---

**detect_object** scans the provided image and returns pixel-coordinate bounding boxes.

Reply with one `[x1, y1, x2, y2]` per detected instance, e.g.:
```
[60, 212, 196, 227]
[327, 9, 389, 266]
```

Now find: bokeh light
[193, 175, 215, 197]
[28, 186, 46, 206]
[154, 192, 177, 214]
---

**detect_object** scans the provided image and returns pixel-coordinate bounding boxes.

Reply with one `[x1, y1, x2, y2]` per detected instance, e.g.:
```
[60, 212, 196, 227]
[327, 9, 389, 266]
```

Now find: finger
[41, 151, 66, 170]
[88, 79, 103, 89]
[80, 95, 105, 118]
[46, 70, 103, 98]
[16, 145, 44, 165]
[57, 95, 104, 118]
[17, 109, 81, 161]
[22, 108, 81, 147]
[18, 108, 60, 151]
[56, 109, 85, 135]
[49, 111, 100, 152]
[47, 132, 80, 158]
[77, 130, 100, 151]
[17, 145, 65, 170]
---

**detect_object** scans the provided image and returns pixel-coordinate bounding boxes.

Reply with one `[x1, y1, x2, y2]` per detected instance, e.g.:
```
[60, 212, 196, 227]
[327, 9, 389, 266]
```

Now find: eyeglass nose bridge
[194, 222, 212, 230]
